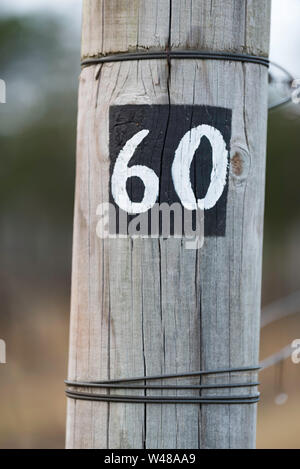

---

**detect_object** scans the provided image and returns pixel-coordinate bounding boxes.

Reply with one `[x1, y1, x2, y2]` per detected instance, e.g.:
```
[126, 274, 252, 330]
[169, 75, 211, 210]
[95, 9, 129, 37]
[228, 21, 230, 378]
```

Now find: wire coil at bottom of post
[65, 366, 260, 405]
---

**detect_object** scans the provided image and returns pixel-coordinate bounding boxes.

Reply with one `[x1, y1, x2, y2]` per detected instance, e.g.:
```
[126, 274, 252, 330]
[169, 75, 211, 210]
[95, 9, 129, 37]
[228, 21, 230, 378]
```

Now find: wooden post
[66, 0, 271, 449]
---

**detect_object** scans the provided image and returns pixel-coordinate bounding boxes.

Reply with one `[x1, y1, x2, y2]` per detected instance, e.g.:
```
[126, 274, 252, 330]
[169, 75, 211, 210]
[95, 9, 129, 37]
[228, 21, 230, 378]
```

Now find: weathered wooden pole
[66, 0, 271, 449]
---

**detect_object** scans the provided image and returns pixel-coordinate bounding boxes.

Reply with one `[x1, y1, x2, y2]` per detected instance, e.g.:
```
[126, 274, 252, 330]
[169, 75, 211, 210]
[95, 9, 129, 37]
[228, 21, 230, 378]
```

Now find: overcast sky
[0, 0, 299, 76]
[0, 0, 82, 17]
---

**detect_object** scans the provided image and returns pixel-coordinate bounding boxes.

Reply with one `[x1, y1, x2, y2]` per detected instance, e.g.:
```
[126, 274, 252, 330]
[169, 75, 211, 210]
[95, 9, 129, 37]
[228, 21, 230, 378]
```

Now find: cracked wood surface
[66, 0, 271, 449]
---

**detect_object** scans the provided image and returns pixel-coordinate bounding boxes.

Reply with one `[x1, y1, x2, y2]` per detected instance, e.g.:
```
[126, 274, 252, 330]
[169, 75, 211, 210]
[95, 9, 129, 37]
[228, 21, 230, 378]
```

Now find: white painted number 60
[111, 125, 228, 214]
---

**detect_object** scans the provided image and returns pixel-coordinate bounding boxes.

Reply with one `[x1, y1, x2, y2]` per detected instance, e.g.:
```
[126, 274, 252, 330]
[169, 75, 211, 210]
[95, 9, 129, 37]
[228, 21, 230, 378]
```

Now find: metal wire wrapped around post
[81, 51, 295, 111]
[66, 366, 260, 405]
[81, 50, 270, 68]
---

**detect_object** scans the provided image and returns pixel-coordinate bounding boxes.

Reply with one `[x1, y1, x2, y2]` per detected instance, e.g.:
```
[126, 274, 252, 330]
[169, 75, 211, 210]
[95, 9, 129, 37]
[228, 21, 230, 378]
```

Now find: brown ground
[0, 295, 299, 449]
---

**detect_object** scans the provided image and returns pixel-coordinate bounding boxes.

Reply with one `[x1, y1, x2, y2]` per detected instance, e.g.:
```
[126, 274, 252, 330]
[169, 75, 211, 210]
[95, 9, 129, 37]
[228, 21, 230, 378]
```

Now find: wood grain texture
[67, 0, 271, 449]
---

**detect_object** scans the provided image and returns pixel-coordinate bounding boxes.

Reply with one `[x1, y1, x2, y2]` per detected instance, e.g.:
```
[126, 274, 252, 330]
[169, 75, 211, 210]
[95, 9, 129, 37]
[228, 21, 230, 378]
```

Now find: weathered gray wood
[67, 0, 271, 449]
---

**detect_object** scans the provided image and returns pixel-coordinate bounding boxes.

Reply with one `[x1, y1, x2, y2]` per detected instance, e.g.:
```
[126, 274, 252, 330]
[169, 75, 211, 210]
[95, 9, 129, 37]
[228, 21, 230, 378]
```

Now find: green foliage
[0, 14, 79, 226]
[265, 109, 300, 239]
[0, 15, 62, 69]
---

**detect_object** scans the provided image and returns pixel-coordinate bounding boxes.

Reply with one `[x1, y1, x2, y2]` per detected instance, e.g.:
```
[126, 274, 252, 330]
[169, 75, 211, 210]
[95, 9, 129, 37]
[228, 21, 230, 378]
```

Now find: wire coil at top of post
[81, 50, 270, 68]
[65, 365, 260, 405]
[81, 51, 296, 111]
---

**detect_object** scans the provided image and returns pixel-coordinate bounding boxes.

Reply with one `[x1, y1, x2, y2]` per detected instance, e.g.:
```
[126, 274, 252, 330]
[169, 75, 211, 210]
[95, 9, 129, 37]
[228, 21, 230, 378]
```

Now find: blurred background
[0, 0, 299, 449]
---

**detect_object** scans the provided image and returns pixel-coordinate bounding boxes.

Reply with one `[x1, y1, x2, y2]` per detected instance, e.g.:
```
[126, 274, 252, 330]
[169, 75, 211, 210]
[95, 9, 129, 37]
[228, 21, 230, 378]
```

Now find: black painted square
[109, 104, 232, 237]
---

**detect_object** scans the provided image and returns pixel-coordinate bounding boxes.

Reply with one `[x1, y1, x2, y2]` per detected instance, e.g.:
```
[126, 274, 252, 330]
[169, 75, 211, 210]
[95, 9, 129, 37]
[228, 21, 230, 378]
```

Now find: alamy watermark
[291, 79, 300, 104]
[96, 202, 204, 250]
[0, 79, 6, 104]
[0, 340, 6, 364]
[291, 339, 300, 364]
[0, 81, 6, 364]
